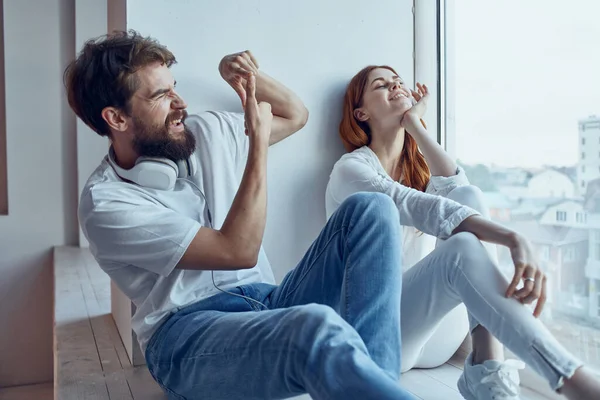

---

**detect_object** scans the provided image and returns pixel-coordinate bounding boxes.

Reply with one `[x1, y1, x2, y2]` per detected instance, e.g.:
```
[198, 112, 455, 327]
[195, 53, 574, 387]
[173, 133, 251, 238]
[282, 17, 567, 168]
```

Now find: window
[593, 232, 600, 261]
[564, 247, 575, 262]
[437, 0, 600, 375]
[541, 246, 550, 261]
[597, 287, 600, 317]
[557, 210, 567, 221]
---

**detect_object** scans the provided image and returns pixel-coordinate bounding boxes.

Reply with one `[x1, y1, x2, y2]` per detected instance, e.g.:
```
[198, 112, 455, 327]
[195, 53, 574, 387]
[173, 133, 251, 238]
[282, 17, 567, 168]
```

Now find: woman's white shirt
[325, 146, 476, 272]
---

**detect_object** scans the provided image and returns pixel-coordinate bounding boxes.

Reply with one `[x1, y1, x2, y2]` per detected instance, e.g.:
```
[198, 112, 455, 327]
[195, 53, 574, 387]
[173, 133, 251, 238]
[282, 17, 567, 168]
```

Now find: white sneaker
[457, 353, 525, 400]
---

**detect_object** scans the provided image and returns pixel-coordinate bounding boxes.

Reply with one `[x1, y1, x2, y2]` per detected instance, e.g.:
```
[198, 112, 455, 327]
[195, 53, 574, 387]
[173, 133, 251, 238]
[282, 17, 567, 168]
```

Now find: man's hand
[219, 50, 260, 107]
[400, 83, 429, 136]
[243, 74, 272, 144]
[505, 234, 547, 318]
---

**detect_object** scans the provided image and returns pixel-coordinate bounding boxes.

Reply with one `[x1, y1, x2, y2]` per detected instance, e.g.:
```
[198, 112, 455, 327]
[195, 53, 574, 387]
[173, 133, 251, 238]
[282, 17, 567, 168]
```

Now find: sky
[452, 0, 600, 168]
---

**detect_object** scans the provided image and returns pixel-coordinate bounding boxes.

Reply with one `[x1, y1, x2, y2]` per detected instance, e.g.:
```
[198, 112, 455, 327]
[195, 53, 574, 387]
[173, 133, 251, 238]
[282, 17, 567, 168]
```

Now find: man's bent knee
[290, 304, 365, 350]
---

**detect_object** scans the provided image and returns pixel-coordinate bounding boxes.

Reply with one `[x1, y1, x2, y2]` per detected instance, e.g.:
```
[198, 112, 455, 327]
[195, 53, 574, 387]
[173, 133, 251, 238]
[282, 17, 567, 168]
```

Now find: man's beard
[132, 111, 196, 161]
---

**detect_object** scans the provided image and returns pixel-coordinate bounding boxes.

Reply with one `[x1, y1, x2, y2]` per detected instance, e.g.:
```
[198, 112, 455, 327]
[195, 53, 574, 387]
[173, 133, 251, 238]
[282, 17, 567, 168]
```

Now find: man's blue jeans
[145, 193, 414, 400]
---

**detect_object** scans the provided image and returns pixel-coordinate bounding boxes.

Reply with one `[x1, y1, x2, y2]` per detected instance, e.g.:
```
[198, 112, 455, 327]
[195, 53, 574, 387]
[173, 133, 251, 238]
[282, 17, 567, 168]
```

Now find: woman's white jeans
[399, 185, 582, 390]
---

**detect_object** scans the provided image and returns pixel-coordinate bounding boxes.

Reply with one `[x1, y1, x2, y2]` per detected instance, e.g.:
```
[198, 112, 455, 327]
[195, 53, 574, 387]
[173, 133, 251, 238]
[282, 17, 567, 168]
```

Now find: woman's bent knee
[447, 185, 490, 217]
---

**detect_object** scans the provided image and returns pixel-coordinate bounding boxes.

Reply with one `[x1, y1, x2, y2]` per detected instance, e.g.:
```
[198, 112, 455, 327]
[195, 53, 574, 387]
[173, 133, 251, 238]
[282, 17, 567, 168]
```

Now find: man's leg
[267, 192, 404, 379]
[145, 288, 413, 400]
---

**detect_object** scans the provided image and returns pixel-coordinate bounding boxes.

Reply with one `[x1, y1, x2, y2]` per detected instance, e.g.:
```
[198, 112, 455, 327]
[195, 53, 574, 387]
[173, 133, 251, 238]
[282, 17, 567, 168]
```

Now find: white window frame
[414, 0, 447, 150]
[414, 0, 459, 159]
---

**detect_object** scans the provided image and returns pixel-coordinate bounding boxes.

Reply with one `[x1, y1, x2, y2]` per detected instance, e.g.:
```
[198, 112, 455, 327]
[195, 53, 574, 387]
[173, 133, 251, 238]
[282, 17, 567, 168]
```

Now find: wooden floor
[0, 365, 560, 400]
[53, 247, 166, 400]
[0, 246, 558, 400]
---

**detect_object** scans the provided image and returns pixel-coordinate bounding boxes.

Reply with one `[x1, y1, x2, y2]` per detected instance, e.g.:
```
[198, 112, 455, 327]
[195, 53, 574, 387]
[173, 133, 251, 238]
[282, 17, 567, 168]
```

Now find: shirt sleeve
[195, 111, 249, 173]
[80, 196, 202, 277]
[425, 166, 471, 197]
[328, 158, 480, 239]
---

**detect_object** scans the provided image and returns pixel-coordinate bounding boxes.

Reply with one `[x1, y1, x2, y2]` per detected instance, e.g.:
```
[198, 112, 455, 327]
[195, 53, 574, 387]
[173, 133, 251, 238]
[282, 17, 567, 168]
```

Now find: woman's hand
[505, 234, 547, 318]
[400, 83, 429, 135]
[453, 216, 547, 318]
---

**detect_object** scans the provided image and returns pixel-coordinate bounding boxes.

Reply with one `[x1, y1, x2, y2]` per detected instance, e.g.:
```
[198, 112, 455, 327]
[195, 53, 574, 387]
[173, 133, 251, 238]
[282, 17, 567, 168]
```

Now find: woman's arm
[453, 214, 547, 316]
[452, 214, 517, 247]
[328, 156, 479, 239]
[401, 83, 457, 177]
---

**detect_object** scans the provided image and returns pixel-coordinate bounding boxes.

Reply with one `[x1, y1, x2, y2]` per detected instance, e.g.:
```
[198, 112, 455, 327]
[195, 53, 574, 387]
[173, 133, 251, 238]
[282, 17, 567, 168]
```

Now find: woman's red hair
[339, 65, 430, 192]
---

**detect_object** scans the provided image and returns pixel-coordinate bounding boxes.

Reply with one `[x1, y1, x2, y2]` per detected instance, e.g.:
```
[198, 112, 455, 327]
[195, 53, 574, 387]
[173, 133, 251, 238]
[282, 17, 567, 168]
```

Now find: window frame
[0, 0, 6, 216]
[414, 0, 458, 159]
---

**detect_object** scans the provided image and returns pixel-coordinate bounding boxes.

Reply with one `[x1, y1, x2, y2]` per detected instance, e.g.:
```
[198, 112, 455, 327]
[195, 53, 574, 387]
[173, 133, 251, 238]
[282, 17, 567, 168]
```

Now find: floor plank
[400, 369, 464, 400]
[124, 367, 167, 400]
[417, 363, 462, 391]
[79, 260, 133, 400]
[54, 248, 111, 400]
[54, 246, 166, 400]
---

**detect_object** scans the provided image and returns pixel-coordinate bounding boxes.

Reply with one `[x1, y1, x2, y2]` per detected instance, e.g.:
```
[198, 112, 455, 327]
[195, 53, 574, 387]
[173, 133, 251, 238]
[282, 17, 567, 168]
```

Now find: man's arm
[219, 51, 308, 146]
[178, 75, 273, 270]
[255, 71, 308, 145]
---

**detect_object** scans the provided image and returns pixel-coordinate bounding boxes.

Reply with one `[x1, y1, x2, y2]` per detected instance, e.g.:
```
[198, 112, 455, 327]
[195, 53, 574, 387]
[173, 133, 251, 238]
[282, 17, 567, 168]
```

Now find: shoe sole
[457, 373, 477, 400]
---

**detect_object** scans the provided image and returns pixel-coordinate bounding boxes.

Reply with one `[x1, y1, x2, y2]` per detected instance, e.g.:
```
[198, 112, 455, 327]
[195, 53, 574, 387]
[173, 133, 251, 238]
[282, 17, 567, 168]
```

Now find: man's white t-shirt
[79, 111, 276, 352]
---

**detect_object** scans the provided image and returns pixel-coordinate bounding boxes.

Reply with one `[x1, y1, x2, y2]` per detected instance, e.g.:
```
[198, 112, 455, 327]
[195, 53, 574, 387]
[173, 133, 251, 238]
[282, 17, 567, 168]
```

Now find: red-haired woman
[325, 65, 600, 400]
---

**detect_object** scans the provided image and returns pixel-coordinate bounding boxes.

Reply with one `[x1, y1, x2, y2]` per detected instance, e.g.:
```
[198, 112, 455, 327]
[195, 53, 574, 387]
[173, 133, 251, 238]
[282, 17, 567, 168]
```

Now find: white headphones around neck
[107, 146, 198, 191]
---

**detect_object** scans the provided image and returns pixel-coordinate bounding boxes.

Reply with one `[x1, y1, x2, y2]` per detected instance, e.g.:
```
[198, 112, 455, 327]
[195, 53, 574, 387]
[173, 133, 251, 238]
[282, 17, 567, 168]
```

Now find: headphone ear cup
[107, 147, 180, 190]
[135, 158, 179, 190]
[176, 156, 198, 178]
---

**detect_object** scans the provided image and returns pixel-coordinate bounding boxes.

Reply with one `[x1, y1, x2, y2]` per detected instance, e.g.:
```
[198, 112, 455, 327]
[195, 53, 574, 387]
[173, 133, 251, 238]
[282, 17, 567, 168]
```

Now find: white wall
[126, 0, 415, 281]
[0, 0, 78, 387]
[76, 0, 111, 247]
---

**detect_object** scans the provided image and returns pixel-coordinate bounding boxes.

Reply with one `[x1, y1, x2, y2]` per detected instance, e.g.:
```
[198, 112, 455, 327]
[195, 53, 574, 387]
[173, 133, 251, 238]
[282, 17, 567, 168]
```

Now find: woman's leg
[399, 231, 582, 393]
[406, 184, 500, 370]
[444, 185, 505, 364]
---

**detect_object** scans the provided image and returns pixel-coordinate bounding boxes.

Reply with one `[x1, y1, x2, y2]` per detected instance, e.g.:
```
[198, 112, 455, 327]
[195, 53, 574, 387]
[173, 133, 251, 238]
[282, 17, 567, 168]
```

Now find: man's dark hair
[64, 30, 176, 137]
